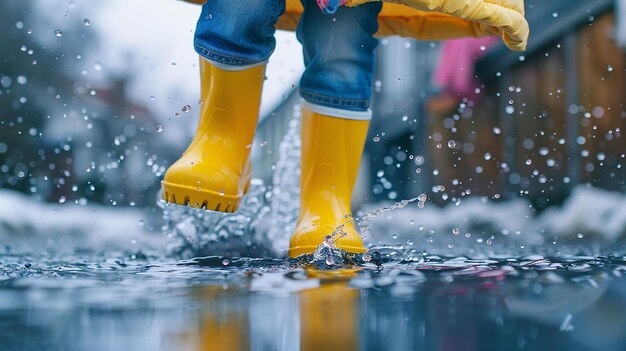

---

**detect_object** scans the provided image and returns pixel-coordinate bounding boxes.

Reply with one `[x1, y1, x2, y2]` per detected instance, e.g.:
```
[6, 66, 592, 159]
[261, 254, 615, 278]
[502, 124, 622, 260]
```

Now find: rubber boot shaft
[162, 59, 265, 212]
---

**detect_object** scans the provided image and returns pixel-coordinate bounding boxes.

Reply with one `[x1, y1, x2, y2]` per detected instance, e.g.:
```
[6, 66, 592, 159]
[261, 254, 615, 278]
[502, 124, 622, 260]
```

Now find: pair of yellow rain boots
[162, 60, 368, 257]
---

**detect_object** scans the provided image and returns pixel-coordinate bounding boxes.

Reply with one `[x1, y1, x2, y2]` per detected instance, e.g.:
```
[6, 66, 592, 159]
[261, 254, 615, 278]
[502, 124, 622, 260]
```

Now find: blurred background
[2, 2, 626, 350]
[0, 0, 625, 246]
[0, 0, 302, 209]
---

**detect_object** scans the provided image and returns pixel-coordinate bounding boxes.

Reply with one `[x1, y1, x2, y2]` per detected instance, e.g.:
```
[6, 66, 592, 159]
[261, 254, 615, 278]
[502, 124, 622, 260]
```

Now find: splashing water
[310, 194, 429, 266]
[159, 179, 272, 257]
[266, 105, 302, 254]
[161, 105, 303, 258]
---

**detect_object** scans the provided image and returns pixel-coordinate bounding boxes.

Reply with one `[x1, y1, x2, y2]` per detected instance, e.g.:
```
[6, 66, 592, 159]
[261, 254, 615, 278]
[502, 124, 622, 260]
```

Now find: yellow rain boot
[288, 107, 369, 257]
[162, 60, 265, 212]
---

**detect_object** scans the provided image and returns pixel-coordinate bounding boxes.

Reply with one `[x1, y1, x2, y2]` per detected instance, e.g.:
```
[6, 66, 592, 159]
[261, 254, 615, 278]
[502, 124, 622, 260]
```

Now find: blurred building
[475, 0, 625, 208]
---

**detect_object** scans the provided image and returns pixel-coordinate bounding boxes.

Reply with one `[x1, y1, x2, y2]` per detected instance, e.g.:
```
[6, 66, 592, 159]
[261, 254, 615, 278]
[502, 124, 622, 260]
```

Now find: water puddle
[3, 111, 626, 350]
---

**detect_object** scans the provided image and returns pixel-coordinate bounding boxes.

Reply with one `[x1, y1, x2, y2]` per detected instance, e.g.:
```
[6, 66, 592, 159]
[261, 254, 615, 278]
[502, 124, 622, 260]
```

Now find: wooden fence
[409, 5, 625, 208]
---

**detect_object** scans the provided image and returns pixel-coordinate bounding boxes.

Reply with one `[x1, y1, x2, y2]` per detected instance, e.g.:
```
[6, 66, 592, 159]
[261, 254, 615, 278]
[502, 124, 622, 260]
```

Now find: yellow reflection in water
[300, 269, 359, 351]
[178, 269, 360, 351]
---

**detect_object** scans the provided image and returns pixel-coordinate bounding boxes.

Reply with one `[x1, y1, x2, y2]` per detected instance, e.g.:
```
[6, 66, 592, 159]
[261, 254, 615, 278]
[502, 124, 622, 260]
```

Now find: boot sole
[161, 181, 244, 213]
[288, 245, 367, 258]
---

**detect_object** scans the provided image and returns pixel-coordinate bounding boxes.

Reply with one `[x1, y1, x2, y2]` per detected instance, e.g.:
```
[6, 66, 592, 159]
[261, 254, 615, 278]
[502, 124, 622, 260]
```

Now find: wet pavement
[1, 250, 626, 351]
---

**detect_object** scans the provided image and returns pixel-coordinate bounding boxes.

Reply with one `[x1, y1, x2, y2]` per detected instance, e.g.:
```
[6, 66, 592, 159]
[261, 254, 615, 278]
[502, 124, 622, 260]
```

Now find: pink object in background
[316, 0, 347, 14]
[433, 37, 499, 99]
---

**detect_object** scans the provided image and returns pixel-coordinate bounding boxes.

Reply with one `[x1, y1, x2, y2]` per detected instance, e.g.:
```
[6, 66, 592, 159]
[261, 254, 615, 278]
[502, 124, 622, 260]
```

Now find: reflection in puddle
[2, 252, 626, 350]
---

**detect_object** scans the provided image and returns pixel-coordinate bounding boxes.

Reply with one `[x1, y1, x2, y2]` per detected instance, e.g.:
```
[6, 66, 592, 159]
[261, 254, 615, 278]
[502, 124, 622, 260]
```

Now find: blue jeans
[194, 0, 382, 112]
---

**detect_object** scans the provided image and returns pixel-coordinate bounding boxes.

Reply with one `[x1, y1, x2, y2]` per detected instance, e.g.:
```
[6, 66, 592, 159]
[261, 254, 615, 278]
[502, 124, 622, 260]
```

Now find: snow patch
[0, 190, 164, 253]
[365, 185, 626, 251]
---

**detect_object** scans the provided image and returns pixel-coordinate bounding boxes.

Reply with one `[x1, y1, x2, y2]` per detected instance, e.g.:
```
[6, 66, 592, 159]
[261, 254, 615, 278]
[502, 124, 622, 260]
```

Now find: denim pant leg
[194, 0, 286, 68]
[297, 0, 382, 112]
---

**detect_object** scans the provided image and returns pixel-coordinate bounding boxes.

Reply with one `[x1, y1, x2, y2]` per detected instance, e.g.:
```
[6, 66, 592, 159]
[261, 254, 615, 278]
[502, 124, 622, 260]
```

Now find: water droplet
[93, 62, 102, 71]
[182, 104, 192, 113]
[505, 106, 515, 115]
[447, 140, 456, 149]
[373, 136, 381, 143]
[325, 255, 335, 266]
[58, 196, 66, 204]
[437, 185, 445, 191]
[452, 228, 460, 235]
[222, 259, 230, 266]
[156, 124, 163, 133]
[83, 18, 90, 26]
[492, 127, 501, 135]
[323, 235, 333, 248]
[219, 189, 225, 196]
[54, 29, 63, 37]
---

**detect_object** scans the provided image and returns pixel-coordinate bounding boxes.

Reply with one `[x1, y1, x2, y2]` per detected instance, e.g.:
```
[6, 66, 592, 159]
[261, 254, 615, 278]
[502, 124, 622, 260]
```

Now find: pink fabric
[433, 37, 498, 99]
[316, 0, 347, 12]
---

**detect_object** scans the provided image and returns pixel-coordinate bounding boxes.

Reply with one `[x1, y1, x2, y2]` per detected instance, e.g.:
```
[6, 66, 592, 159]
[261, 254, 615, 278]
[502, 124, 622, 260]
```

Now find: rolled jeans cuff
[195, 43, 270, 69]
[199, 56, 267, 72]
[300, 88, 370, 112]
[301, 99, 372, 120]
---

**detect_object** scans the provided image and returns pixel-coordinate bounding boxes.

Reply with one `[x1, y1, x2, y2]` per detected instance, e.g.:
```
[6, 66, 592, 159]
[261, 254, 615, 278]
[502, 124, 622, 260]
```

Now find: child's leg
[194, 0, 285, 69]
[162, 1, 285, 212]
[297, 0, 381, 114]
[289, 0, 382, 257]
